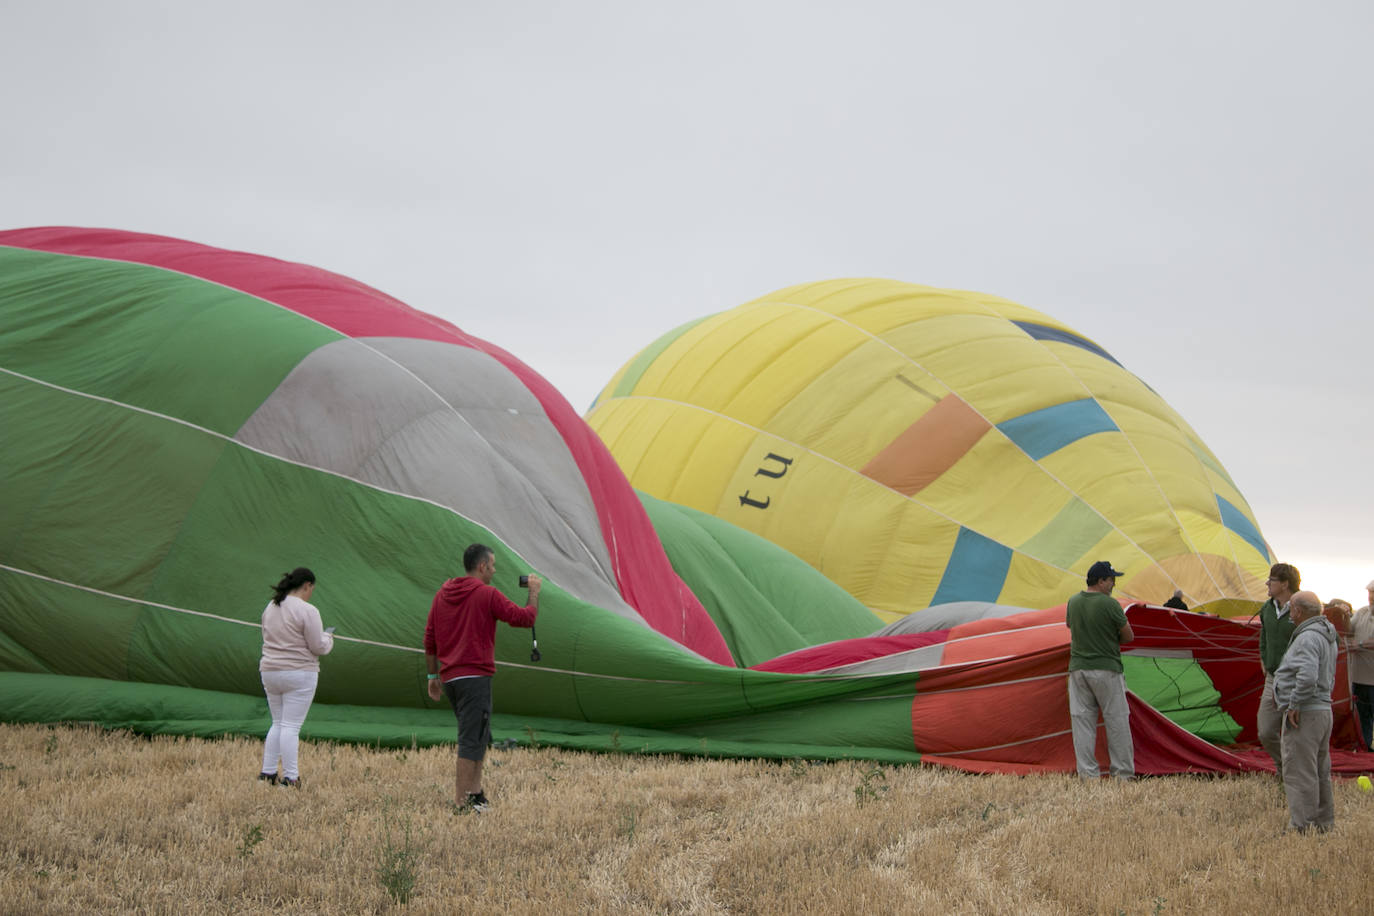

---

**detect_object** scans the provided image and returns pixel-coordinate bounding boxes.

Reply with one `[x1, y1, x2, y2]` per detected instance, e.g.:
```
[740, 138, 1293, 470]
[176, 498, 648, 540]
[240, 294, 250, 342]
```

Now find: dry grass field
[2, 723, 1371, 914]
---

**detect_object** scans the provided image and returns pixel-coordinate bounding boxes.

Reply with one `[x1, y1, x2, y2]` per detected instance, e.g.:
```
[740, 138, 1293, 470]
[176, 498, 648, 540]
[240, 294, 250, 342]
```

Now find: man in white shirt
[1349, 579, 1374, 751]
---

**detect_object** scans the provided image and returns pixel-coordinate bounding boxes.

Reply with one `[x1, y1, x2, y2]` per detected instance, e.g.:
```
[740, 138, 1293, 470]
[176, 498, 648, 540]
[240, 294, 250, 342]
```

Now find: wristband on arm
[427, 674, 439, 680]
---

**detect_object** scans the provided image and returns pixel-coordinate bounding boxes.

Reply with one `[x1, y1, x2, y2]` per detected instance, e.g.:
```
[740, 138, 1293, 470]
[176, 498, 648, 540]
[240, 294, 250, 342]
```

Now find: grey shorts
[442, 676, 492, 761]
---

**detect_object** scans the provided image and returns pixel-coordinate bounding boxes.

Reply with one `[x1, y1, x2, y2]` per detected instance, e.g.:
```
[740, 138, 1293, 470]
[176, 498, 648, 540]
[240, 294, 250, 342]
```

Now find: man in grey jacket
[1272, 590, 1338, 832]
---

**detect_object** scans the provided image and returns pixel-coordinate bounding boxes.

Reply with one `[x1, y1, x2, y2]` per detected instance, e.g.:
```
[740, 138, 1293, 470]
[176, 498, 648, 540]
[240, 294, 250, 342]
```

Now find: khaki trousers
[1280, 706, 1333, 832]
[1068, 669, 1135, 779]
[1256, 674, 1285, 779]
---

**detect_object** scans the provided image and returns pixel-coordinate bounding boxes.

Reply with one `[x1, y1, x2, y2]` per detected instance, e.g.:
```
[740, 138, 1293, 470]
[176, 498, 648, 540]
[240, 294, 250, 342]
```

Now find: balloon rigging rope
[0, 562, 422, 653]
[0, 364, 634, 617]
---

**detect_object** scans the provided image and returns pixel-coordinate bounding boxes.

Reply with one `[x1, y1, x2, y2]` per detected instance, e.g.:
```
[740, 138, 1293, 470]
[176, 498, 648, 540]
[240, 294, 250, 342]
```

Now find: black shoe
[464, 791, 490, 813]
[279, 777, 301, 788]
[258, 772, 278, 785]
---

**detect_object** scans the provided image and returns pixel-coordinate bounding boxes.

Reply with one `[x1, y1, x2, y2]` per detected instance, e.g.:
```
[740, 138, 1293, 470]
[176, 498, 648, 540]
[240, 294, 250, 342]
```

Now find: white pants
[261, 669, 318, 780]
[1068, 669, 1135, 779]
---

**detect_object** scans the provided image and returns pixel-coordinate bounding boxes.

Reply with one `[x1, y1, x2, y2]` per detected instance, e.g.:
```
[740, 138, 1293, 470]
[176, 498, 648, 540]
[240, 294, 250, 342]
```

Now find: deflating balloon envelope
[10, 233, 1355, 775]
[587, 278, 1272, 622]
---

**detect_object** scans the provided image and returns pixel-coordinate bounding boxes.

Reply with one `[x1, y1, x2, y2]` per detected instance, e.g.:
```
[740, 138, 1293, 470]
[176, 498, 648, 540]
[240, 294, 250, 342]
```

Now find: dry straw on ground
[2, 723, 1371, 914]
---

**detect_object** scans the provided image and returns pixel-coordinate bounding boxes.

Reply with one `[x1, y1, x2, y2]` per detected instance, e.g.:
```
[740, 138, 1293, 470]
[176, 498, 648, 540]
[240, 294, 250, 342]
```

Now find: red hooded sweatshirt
[423, 577, 538, 679]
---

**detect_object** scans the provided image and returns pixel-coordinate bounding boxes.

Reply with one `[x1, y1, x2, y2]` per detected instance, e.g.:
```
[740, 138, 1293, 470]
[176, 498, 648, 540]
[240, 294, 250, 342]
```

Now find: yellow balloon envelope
[587, 278, 1270, 622]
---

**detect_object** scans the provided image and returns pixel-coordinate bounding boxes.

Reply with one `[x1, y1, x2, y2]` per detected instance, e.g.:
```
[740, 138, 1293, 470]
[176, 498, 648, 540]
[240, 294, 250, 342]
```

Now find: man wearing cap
[1350, 580, 1374, 751]
[1256, 563, 1300, 779]
[1273, 590, 1338, 832]
[1065, 560, 1135, 780]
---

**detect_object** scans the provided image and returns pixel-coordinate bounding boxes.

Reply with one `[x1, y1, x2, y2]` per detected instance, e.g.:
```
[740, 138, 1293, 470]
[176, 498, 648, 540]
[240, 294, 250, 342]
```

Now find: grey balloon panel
[233, 337, 641, 623]
[361, 337, 620, 584]
[817, 643, 949, 676]
[869, 602, 1037, 637]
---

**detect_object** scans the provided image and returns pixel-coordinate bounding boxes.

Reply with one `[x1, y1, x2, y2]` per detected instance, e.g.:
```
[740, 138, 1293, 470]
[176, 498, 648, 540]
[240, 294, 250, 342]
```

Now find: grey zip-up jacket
[1273, 615, 1338, 712]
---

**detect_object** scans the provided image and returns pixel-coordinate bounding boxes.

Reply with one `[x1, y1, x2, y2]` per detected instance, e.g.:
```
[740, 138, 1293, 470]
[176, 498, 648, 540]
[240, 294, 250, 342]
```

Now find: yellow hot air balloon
[587, 278, 1270, 622]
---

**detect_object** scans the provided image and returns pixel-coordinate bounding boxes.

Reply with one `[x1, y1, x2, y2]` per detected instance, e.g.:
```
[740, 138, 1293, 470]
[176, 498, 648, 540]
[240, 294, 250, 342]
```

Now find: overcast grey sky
[4, 1, 1371, 596]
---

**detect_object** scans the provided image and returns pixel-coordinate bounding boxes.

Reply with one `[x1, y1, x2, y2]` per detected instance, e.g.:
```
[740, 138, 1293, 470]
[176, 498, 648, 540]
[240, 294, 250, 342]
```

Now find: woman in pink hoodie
[258, 567, 333, 787]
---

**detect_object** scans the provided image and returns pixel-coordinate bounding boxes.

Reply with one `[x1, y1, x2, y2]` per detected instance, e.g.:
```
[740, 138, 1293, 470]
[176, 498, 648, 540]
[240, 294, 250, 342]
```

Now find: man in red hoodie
[424, 543, 541, 812]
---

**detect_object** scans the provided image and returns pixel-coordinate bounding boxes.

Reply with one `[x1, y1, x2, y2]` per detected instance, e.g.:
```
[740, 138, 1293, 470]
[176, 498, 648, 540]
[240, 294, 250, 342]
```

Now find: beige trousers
[1256, 674, 1285, 780]
[1280, 706, 1333, 832]
[1068, 669, 1135, 779]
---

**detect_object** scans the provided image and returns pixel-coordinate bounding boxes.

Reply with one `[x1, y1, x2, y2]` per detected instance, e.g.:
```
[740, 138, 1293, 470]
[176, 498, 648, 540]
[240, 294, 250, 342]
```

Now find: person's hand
[526, 574, 542, 600]
[1285, 707, 1301, 729]
[426, 678, 442, 702]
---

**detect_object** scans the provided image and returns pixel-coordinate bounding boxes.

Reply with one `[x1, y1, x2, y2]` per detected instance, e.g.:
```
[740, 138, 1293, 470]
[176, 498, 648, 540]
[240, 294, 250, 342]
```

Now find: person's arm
[1281, 639, 1308, 729]
[302, 601, 333, 656]
[490, 576, 541, 627]
[1358, 614, 1374, 650]
[425, 652, 443, 701]
[1276, 634, 1314, 728]
[1258, 606, 1270, 672]
[423, 596, 442, 700]
[1116, 603, 1133, 644]
[1286, 635, 1319, 708]
[1272, 661, 1290, 710]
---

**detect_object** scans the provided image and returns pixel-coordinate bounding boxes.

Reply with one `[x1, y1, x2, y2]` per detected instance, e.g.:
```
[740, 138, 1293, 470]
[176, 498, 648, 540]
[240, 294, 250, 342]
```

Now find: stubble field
[2, 723, 1371, 914]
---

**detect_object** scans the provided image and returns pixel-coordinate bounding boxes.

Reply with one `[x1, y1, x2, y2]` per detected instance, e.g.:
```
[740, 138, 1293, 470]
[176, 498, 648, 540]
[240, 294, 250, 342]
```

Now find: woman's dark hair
[271, 567, 316, 605]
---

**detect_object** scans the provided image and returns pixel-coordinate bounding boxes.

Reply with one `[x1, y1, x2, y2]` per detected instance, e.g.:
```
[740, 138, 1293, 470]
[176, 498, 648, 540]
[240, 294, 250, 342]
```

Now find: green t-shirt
[1066, 590, 1128, 673]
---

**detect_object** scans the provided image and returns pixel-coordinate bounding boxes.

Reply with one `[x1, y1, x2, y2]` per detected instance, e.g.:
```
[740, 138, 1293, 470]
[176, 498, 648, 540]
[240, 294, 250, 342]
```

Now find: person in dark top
[1256, 562, 1300, 781]
[1066, 560, 1136, 780]
[1162, 589, 1189, 611]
